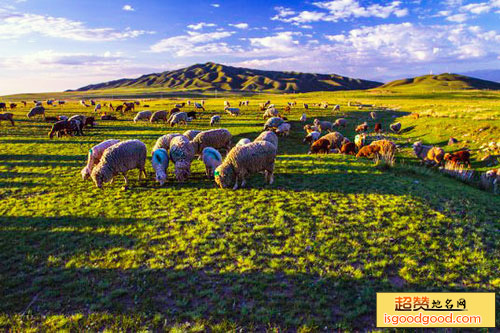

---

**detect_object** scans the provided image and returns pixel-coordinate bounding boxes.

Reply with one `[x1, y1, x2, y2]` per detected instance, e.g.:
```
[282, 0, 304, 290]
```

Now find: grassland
[0, 90, 499, 331]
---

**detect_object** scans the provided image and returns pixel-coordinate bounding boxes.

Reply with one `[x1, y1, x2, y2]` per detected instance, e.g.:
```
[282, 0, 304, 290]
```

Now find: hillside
[72, 62, 382, 93]
[376, 73, 500, 91]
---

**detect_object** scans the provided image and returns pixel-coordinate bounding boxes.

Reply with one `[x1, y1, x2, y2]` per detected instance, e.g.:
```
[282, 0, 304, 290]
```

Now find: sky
[1, 0, 500, 94]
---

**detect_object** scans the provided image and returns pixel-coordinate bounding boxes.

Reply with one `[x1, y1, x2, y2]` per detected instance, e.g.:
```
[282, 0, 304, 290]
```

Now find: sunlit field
[0, 90, 499, 330]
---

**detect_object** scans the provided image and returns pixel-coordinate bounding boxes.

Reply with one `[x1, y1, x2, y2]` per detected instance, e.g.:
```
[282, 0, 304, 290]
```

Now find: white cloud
[150, 30, 236, 55]
[229, 23, 249, 29]
[122, 4, 135, 11]
[0, 8, 153, 41]
[211, 3, 220, 7]
[187, 22, 217, 30]
[447, 13, 469, 22]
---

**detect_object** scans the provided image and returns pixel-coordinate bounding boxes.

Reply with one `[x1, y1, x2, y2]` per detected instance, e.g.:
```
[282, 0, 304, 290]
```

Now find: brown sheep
[0, 113, 15, 126]
[309, 138, 331, 154]
[340, 142, 356, 155]
[370, 140, 396, 155]
[444, 150, 471, 168]
[355, 122, 368, 132]
[356, 145, 380, 158]
[374, 123, 382, 133]
[168, 107, 181, 118]
[426, 147, 445, 166]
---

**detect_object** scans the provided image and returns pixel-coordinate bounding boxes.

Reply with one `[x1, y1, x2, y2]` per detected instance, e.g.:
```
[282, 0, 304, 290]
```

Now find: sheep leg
[122, 173, 129, 187]
[232, 176, 239, 190]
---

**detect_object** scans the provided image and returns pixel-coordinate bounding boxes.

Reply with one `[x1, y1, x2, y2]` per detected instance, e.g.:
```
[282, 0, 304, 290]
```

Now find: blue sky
[1, 0, 500, 94]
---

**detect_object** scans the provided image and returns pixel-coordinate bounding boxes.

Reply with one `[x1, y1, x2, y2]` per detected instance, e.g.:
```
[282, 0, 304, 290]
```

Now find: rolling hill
[376, 73, 500, 91]
[72, 62, 382, 93]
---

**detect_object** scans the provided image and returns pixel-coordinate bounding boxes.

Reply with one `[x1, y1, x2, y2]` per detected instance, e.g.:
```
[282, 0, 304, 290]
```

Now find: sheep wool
[169, 135, 195, 181]
[191, 128, 232, 155]
[150, 110, 168, 123]
[300, 113, 306, 122]
[214, 141, 277, 189]
[210, 115, 220, 126]
[370, 140, 396, 155]
[91, 139, 147, 188]
[183, 130, 202, 141]
[152, 148, 169, 186]
[275, 123, 291, 136]
[134, 111, 152, 122]
[254, 131, 278, 150]
[413, 141, 432, 161]
[390, 122, 402, 133]
[202, 147, 223, 178]
[81, 139, 121, 180]
[313, 119, 333, 132]
[263, 117, 284, 131]
[152, 133, 182, 152]
[169, 112, 188, 127]
[236, 138, 251, 147]
[320, 132, 344, 150]
[27, 106, 45, 118]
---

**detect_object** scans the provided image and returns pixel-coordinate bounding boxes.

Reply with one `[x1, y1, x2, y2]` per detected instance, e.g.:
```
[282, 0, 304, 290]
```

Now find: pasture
[0, 90, 499, 330]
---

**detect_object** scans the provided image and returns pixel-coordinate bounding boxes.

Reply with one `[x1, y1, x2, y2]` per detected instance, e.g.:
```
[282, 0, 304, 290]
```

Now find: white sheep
[202, 147, 223, 178]
[354, 133, 366, 150]
[303, 131, 320, 145]
[300, 113, 306, 122]
[263, 107, 279, 119]
[81, 139, 121, 180]
[313, 119, 333, 132]
[169, 135, 195, 181]
[151, 148, 169, 186]
[210, 115, 220, 126]
[152, 133, 182, 152]
[134, 110, 152, 122]
[191, 128, 232, 155]
[254, 131, 278, 149]
[236, 138, 251, 146]
[168, 112, 189, 127]
[183, 130, 202, 141]
[275, 123, 291, 136]
[225, 107, 240, 116]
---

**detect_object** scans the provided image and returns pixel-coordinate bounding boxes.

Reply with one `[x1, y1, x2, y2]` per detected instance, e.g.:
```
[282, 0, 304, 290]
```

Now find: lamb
[303, 131, 320, 145]
[169, 112, 189, 127]
[254, 131, 278, 149]
[370, 140, 396, 155]
[91, 140, 147, 189]
[390, 122, 402, 133]
[413, 141, 432, 161]
[134, 110, 153, 122]
[67, 115, 85, 135]
[356, 145, 381, 158]
[370, 112, 377, 120]
[309, 138, 331, 154]
[426, 147, 445, 166]
[275, 123, 291, 136]
[300, 113, 306, 122]
[303, 124, 320, 133]
[264, 117, 284, 131]
[236, 138, 251, 147]
[263, 107, 279, 119]
[313, 119, 333, 132]
[169, 135, 195, 182]
[334, 118, 347, 128]
[354, 133, 366, 150]
[214, 141, 277, 189]
[210, 115, 220, 126]
[341, 142, 356, 155]
[0, 113, 14, 126]
[320, 132, 344, 150]
[183, 130, 201, 140]
[191, 128, 232, 155]
[444, 150, 471, 168]
[150, 110, 168, 123]
[355, 122, 368, 132]
[202, 147, 223, 178]
[151, 148, 169, 186]
[225, 107, 240, 116]
[48, 120, 74, 139]
[81, 139, 121, 180]
[374, 123, 382, 133]
[27, 106, 45, 119]
[152, 133, 182, 152]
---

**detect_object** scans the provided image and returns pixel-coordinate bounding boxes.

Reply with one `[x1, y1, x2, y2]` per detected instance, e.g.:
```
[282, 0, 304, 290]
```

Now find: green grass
[0, 90, 499, 330]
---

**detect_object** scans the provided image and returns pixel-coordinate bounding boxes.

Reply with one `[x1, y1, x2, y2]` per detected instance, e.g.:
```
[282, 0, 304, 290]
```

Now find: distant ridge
[71, 62, 382, 93]
[376, 73, 500, 91]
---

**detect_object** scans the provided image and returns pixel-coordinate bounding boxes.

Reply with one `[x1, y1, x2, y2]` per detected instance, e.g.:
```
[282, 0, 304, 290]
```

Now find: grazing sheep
[303, 131, 320, 145]
[91, 140, 147, 189]
[224, 101, 230, 108]
[309, 138, 331, 154]
[191, 128, 232, 155]
[340, 142, 356, 155]
[356, 145, 381, 158]
[413, 141, 432, 161]
[334, 118, 347, 128]
[151, 148, 169, 186]
[333, 104, 340, 111]
[370, 111, 377, 120]
[194, 103, 205, 111]
[152, 133, 182, 152]
[9, 103, 16, 110]
[101, 115, 117, 120]
[94, 104, 101, 113]
[448, 137, 458, 145]
[263, 107, 279, 119]
[58, 115, 68, 121]
[300, 113, 306, 122]
[150, 110, 168, 123]
[134, 110, 152, 122]
[202, 147, 223, 178]
[303, 103, 309, 110]
[168, 107, 181, 118]
[370, 140, 396, 155]
[254, 131, 278, 149]
[48, 120, 73, 138]
[169, 112, 189, 127]
[210, 115, 220, 126]
[225, 107, 240, 116]
[81, 139, 121, 180]
[444, 150, 471, 168]
[283, 105, 291, 114]
[236, 138, 251, 147]
[27, 106, 45, 119]
[175, 103, 185, 108]
[410, 113, 420, 119]
[374, 123, 382, 133]
[183, 130, 201, 141]
[0, 113, 14, 126]
[355, 122, 368, 133]
[84, 116, 95, 128]
[303, 124, 320, 133]
[80, 100, 88, 107]
[115, 105, 124, 113]
[264, 117, 284, 131]
[214, 141, 277, 189]
[169, 135, 195, 182]
[354, 133, 366, 150]
[186, 111, 197, 119]
[321, 132, 344, 150]
[123, 102, 135, 113]
[426, 147, 445, 166]
[0, 102, 6, 110]
[390, 122, 402, 133]
[275, 123, 291, 136]
[313, 119, 333, 132]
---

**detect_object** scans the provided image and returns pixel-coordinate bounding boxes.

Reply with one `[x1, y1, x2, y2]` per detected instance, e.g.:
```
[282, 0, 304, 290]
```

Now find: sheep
[58, 100, 65, 106]
[283, 105, 291, 114]
[333, 104, 340, 111]
[123, 102, 135, 113]
[152, 133, 182, 152]
[444, 150, 471, 168]
[300, 113, 306, 122]
[313, 119, 333, 132]
[169, 135, 195, 182]
[236, 138, 251, 147]
[175, 103, 185, 108]
[374, 123, 382, 133]
[225, 107, 240, 116]
[340, 142, 356, 155]
[264, 117, 284, 131]
[115, 105, 124, 113]
[426, 147, 445, 166]
[303, 124, 320, 133]
[303, 103, 309, 110]
[210, 115, 220, 126]
[168, 107, 181, 118]
[263, 107, 279, 119]
[413, 142, 432, 161]
[355, 122, 368, 133]
[224, 101, 230, 108]
[191, 128, 232, 155]
[254, 131, 278, 149]
[150, 110, 168, 123]
[9, 103, 16, 110]
[448, 137, 458, 145]
[214, 141, 277, 189]
[151, 148, 169, 186]
[334, 118, 347, 128]
[202, 147, 223, 178]
[356, 145, 381, 158]
[183, 130, 201, 140]
[0, 102, 6, 110]
[91, 140, 147, 189]
[354, 133, 366, 150]
[94, 104, 101, 113]
[68, 115, 85, 135]
[101, 115, 117, 120]
[320, 132, 344, 150]
[275, 123, 291, 136]
[370, 140, 396, 155]
[81, 139, 121, 180]
[0, 113, 14, 126]
[169, 112, 189, 127]
[303, 131, 320, 145]
[80, 100, 88, 107]
[48, 120, 72, 138]
[194, 103, 205, 111]
[309, 138, 331, 154]
[134, 110, 152, 122]
[27, 106, 45, 119]
[370, 112, 377, 120]
[186, 111, 197, 119]
[58, 115, 68, 121]
[390, 122, 402, 133]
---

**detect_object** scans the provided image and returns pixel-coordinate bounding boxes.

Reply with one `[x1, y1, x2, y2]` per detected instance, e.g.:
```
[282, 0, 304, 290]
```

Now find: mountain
[376, 73, 500, 91]
[72, 62, 382, 93]
[459, 69, 500, 83]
